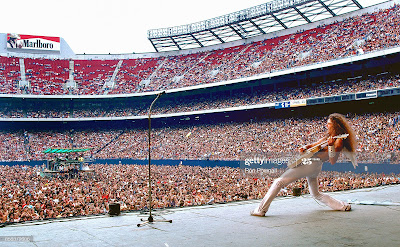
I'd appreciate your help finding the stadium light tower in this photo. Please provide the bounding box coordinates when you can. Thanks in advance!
[138,91,172,227]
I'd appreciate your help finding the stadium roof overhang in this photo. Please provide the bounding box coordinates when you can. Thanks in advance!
[147,0,363,52]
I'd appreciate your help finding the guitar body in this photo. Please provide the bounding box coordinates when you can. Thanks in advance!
[286,134,349,169]
[287,146,321,168]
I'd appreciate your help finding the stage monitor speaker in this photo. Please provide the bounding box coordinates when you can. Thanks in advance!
[109,203,120,216]
[292,187,302,196]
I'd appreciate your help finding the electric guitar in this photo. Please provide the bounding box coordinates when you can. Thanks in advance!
[287,134,349,168]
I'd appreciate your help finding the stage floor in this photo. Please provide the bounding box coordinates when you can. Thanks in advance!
[2,185,400,247]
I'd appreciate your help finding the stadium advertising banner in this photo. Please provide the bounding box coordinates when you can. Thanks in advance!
[275,101,290,109]
[356,90,377,100]
[275,99,306,109]
[6,33,60,51]
[289,99,306,107]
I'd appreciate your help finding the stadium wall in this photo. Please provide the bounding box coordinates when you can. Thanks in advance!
[2,159,400,174]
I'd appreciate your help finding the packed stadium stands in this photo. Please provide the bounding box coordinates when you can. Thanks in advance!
[73,59,119,95]
[0,111,399,164]
[24,58,69,95]
[0,56,20,94]
[0,4,399,95]
[1,1,400,225]
[0,72,398,118]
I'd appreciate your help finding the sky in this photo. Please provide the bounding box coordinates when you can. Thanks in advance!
[1,0,386,54]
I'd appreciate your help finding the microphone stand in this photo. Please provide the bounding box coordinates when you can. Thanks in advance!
[138,91,172,227]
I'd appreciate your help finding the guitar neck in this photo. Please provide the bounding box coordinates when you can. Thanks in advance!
[306,134,349,153]
[288,133,349,169]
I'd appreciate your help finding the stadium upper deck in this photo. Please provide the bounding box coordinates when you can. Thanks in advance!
[0,0,399,97]
[147,0,366,52]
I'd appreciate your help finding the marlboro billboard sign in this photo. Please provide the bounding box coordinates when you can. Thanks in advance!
[7,33,60,51]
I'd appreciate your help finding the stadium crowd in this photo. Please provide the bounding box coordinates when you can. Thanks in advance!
[1,3,400,225]
[0,4,400,95]
[1,164,399,224]
[0,112,399,164]
[0,73,399,119]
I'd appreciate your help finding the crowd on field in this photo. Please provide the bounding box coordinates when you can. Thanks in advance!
[1,164,399,223]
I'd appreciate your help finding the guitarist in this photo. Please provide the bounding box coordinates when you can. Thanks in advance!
[251,113,357,216]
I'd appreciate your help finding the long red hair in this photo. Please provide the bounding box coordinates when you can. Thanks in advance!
[328,113,357,152]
